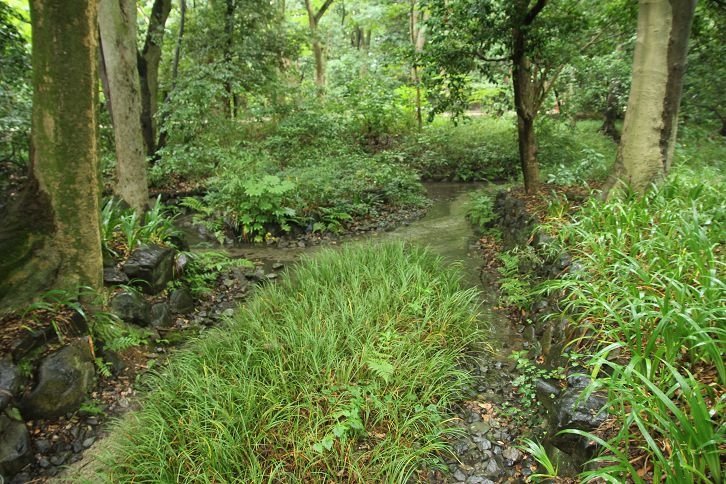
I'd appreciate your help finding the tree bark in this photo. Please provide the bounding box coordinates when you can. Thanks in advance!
[604,0,696,196]
[224,0,236,118]
[138,0,172,156]
[512,26,539,193]
[99,0,149,214]
[410,0,427,131]
[0,0,102,309]
[304,0,335,92]
[510,0,547,194]
[157,0,186,152]
[600,81,621,142]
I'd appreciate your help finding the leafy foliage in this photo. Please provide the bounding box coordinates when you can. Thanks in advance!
[177,251,253,297]
[101,196,181,258]
[0,2,30,165]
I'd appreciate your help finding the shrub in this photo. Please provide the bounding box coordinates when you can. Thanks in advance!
[102,242,482,482]
[400,117,520,181]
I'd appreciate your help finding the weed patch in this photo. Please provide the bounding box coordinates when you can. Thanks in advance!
[102,242,482,481]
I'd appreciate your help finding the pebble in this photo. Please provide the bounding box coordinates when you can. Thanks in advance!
[50,451,71,466]
[453,469,467,482]
[502,446,522,463]
[82,436,96,448]
[35,439,51,452]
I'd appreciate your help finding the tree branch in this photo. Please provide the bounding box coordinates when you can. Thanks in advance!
[523,0,548,26]
[314,0,335,24]
[475,51,511,62]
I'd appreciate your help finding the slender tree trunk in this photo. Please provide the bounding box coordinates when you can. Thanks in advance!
[604,0,696,196]
[304,0,334,92]
[138,0,172,156]
[410,0,427,131]
[157,0,186,152]
[98,39,113,118]
[600,82,621,142]
[512,26,540,194]
[99,0,149,214]
[0,0,102,309]
[311,33,326,89]
[224,0,236,118]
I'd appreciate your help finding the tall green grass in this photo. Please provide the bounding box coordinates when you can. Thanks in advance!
[101,242,482,482]
[540,165,725,482]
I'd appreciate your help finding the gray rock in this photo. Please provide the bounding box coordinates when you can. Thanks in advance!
[49,451,71,466]
[474,437,491,451]
[483,458,500,477]
[34,439,50,453]
[222,308,235,318]
[112,291,152,326]
[82,437,95,448]
[551,385,608,456]
[453,469,467,481]
[566,371,592,389]
[0,414,31,477]
[20,340,96,419]
[150,302,172,328]
[0,360,21,412]
[103,267,129,286]
[502,447,522,464]
[123,245,175,294]
[535,378,561,409]
[272,262,284,270]
[169,287,194,314]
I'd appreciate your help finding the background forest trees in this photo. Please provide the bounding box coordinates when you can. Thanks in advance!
[0,0,723,307]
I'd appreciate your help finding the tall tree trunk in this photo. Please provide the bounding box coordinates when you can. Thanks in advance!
[410,0,427,131]
[0,0,102,309]
[304,0,334,92]
[157,0,186,152]
[512,27,540,194]
[311,31,326,89]
[224,0,236,118]
[99,0,149,214]
[138,0,172,156]
[600,82,621,143]
[604,0,696,196]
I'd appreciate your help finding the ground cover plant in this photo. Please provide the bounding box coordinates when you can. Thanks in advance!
[100,242,482,482]
[538,153,725,481]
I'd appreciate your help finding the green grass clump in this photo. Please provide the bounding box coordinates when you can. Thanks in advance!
[102,242,481,482]
[541,163,725,482]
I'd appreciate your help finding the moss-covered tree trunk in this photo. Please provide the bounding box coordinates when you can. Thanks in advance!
[138,0,172,157]
[99,0,149,214]
[605,0,696,196]
[0,0,102,310]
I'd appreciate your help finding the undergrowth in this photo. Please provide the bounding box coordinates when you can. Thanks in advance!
[539,162,725,482]
[101,242,482,482]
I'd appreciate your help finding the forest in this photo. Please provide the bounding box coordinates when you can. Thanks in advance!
[0,0,723,482]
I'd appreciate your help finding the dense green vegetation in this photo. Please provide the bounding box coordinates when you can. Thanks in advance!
[101,243,481,481]
[0,0,724,482]
[530,133,725,481]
